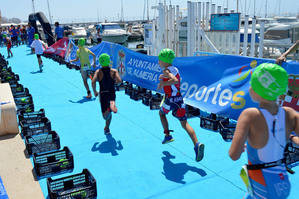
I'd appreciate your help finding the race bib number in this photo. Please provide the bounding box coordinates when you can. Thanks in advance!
[82,64,90,71]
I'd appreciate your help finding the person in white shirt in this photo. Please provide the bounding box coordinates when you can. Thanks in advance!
[30,34,47,72]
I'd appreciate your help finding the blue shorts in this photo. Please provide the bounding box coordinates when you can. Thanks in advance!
[160,95,187,121]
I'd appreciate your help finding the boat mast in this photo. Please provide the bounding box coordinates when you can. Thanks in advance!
[254,0,256,16]
[278,0,281,16]
[32,0,36,14]
[143,0,146,21]
[265,0,268,18]
[147,0,150,22]
[121,0,124,22]
[47,0,53,24]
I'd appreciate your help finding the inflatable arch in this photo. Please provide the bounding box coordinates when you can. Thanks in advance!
[28,12,55,46]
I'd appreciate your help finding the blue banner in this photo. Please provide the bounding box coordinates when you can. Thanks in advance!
[0,176,9,199]
[65,41,299,120]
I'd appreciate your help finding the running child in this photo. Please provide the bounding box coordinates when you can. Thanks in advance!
[70,38,96,99]
[92,53,122,134]
[157,48,205,162]
[30,34,48,72]
[229,63,299,199]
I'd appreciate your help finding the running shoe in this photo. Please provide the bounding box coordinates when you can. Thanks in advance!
[162,135,174,144]
[104,128,110,135]
[194,142,205,162]
[86,91,92,99]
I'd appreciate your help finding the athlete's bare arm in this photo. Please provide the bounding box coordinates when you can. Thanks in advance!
[70,55,79,63]
[229,108,255,161]
[276,40,299,65]
[157,69,178,90]
[284,107,299,145]
[88,50,96,67]
[92,69,101,97]
[111,69,122,83]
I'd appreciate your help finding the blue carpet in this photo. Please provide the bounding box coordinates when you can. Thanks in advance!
[1,45,298,199]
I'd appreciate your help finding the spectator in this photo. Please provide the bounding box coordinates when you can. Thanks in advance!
[54,22,64,41]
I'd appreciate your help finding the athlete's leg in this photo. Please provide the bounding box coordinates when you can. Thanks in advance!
[180,120,204,162]
[38,56,42,66]
[109,93,117,113]
[110,101,118,113]
[159,111,169,132]
[180,120,198,146]
[103,110,112,130]
[81,70,91,97]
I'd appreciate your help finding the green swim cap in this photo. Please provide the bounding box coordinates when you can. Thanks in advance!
[158,48,175,64]
[78,38,85,47]
[99,53,110,67]
[34,34,39,40]
[250,63,288,101]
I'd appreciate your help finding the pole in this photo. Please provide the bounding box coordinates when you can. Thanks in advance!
[121,0,124,22]
[237,0,239,13]
[47,0,53,24]
[278,0,281,16]
[32,0,36,14]
[254,0,256,16]
[143,0,146,21]
[265,0,268,18]
[258,20,265,58]
[147,0,150,21]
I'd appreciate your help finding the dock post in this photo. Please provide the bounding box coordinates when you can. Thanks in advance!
[250,17,257,57]
[258,20,265,58]
[242,15,249,56]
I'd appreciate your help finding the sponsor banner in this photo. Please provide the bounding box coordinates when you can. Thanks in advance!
[65,41,299,119]
[44,37,69,57]
[64,39,79,63]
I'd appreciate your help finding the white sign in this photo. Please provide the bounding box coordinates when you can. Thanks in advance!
[144,24,153,47]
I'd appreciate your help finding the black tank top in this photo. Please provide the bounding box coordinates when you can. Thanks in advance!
[99,67,115,93]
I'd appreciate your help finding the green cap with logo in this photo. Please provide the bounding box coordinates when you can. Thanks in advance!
[250,63,288,101]
[34,34,39,40]
[99,53,110,67]
[78,38,85,47]
[158,48,175,64]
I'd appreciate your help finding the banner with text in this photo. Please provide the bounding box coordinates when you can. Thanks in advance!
[64,41,299,119]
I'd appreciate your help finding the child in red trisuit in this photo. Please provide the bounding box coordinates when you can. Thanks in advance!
[4,35,13,58]
[157,48,205,162]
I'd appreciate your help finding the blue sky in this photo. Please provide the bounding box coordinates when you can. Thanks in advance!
[1,0,298,23]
